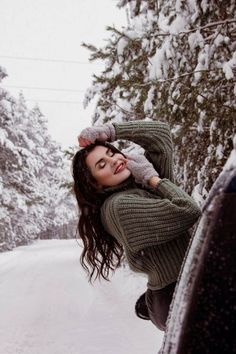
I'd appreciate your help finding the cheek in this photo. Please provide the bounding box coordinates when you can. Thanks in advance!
[94,167,112,184]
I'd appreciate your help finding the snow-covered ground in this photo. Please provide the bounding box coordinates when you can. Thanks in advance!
[0,239,163,354]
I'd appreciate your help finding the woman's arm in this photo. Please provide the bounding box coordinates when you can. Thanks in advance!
[114,121,174,181]
[78,120,174,181]
[101,179,201,253]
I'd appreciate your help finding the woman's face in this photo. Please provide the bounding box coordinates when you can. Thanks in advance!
[86,145,131,187]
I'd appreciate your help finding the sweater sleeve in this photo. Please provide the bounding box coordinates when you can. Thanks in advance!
[101,179,201,253]
[113,120,174,181]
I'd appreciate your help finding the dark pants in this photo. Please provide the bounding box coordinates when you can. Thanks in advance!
[146,282,176,331]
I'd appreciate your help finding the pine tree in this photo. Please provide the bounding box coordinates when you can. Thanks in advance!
[83,0,236,197]
[0,66,76,251]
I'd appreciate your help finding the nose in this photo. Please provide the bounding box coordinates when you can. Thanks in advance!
[107,155,118,166]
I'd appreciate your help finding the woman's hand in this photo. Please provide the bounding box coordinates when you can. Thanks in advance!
[126,153,160,187]
[78,124,116,147]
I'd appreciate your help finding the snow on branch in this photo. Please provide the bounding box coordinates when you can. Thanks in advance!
[177,18,236,36]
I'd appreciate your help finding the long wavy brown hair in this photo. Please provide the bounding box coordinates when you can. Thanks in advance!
[72,141,125,282]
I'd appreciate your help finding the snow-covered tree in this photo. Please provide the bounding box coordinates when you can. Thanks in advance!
[0,66,76,251]
[83,0,236,197]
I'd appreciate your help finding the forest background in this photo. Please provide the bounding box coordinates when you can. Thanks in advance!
[1,0,235,251]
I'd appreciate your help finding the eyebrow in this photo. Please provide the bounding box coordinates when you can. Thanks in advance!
[95,148,110,168]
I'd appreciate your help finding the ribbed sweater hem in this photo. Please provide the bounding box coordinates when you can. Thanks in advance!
[147,277,178,290]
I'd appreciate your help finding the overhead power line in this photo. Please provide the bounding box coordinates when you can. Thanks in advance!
[0,55,100,65]
[25,99,84,104]
[2,84,85,93]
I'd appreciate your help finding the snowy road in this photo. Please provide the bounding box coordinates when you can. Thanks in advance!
[0,239,163,354]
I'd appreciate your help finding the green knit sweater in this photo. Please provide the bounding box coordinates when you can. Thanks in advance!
[100,121,201,290]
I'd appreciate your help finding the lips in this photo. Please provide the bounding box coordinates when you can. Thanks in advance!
[114,162,126,174]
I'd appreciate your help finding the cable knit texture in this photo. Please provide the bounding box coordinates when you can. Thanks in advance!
[100,121,201,290]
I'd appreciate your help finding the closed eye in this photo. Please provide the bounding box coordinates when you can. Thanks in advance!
[107,149,115,157]
[95,148,115,169]
[98,160,105,169]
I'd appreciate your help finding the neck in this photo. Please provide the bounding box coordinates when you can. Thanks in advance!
[103,176,136,195]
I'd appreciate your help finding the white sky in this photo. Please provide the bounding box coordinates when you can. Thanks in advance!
[0,0,127,148]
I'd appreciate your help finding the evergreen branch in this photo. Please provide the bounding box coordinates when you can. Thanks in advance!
[114,19,236,43]
[81,42,98,53]
[178,19,236,36]
[132,69,220,87]
[146,19,236,40]
[198,92,236,112]
[106,26,124,37]
[102,98,143,118]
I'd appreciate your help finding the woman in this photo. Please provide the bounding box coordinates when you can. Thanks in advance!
[72,120,201,330]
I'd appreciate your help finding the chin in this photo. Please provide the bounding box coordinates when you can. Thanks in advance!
[116,169,131,184]
[103,169,131,187]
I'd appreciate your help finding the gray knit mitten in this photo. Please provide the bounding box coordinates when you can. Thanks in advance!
[126,153,159,187]
[79,124,116,144]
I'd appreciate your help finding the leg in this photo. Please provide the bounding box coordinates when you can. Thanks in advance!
[146,282,176,331]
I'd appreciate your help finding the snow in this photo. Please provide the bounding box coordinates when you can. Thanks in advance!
[222,51,236,80]
[112,62,122,76]
[214,33,224,47]
[116,98,132,112]
[223,135,236,170]
[0,128,7,144]
[0,65,7,80]
[169,15,187,34]
[191,183,207,208]
[0,81,76,250]
[123,30,140,40]
[215,143,224,160]
[144,87,155,113]
[188,31,204,50]
[200,0,209,13]
[197,111,205,133]
[0,239,163,354]
[117,37,129,59]
[149,45,166,80]
[171,124,182,137]
[222,61,234,80]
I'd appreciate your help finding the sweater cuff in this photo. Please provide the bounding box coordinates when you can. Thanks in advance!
[155,179,188,199]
